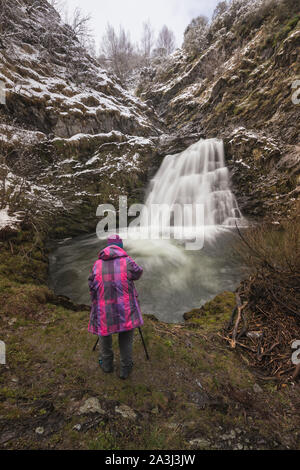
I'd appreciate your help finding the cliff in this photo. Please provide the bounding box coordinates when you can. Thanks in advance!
[0,0,163,236]
[0,0,299,451]
[137,0,300,219]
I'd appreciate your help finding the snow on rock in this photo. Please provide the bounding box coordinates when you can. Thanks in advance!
[0,206,23,232]
[0,0,162,232]
[0,0,161,139]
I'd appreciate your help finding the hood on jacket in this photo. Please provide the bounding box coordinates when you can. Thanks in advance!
[99,245,128,261]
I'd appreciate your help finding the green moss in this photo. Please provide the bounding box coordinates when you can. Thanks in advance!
[233,96,261,116]
[184,291,236,331]
[88,432,119,450]
[215,100,236,115]
[1,283,53,318]
[0,387,17,399]
[0,230,49,284]
[273,15,300,47]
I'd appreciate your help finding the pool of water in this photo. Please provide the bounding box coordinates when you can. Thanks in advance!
[49,228,245,323]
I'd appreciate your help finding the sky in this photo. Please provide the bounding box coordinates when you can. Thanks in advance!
[63,0,221,50]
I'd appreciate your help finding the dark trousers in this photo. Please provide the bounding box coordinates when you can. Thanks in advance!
[99,329,134,368]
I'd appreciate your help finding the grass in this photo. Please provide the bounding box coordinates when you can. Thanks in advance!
[272,15,300,47]
[0,230,299,450]
[0,284,299,450]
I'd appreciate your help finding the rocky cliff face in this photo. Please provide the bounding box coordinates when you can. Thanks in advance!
[0,0,163,236]
[1,0,299,239]
[137,0,300,219]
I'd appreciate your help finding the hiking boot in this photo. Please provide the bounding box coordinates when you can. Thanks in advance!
[99,359,114,374]
[120,363,133,380]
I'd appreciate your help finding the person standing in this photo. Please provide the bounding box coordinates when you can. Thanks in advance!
[88,235,143,379]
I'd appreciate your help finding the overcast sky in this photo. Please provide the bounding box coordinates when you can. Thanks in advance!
[64,0,220,50]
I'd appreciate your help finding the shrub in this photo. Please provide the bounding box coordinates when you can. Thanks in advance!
[235,214,300,328]
[225,214,300,377]
[183,15,209,56]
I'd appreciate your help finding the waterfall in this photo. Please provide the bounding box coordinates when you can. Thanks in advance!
[49,138,246,320]
[140,138,244,233]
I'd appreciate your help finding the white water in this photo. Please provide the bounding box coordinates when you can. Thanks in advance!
[49,138,246,323]
[139,138,243,235]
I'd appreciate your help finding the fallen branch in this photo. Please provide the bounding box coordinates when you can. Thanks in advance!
[230,293,248,349]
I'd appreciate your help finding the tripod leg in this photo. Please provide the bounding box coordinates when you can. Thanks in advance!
[93,337,99,352]
[138,328,150,361]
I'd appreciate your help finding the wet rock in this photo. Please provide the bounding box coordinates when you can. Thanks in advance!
[115,404,137,420]
[222,127,298,217]
[157,132,203,156]
[79,398,105,415]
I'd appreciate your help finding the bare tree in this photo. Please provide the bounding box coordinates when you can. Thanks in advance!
[85,36,96,58]
[48,0,64,9]
[140,20,155,64]
[51,2,94,52]
[100,23,135,81]
[212,1,229,20]
[156,25,176,56]
[70,7,92,44]
[183,15,209,56]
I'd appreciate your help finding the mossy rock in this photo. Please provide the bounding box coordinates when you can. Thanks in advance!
[272,15,300,47]
[184,291,236,330]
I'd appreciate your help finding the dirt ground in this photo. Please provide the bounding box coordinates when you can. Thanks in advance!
[0,286,299,450]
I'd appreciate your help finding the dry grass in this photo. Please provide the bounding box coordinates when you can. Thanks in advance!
[225,214,300,379]
[237,216,300,320]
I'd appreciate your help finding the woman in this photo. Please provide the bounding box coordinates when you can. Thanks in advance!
[88,234,143,379]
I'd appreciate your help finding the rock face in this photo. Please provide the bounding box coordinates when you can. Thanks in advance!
[0,0,299,236]
[0,1,159,138]
[137,0,300,219]
[0,0,162,235]
[224,128,299,217]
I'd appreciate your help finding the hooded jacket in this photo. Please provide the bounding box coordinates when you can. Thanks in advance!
[88,245,143,336]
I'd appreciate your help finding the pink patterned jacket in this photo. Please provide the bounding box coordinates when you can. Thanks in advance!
[88,245,143,336]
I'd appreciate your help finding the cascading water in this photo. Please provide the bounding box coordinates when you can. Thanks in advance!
[139,138,243,234]
[49,138,246,323]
